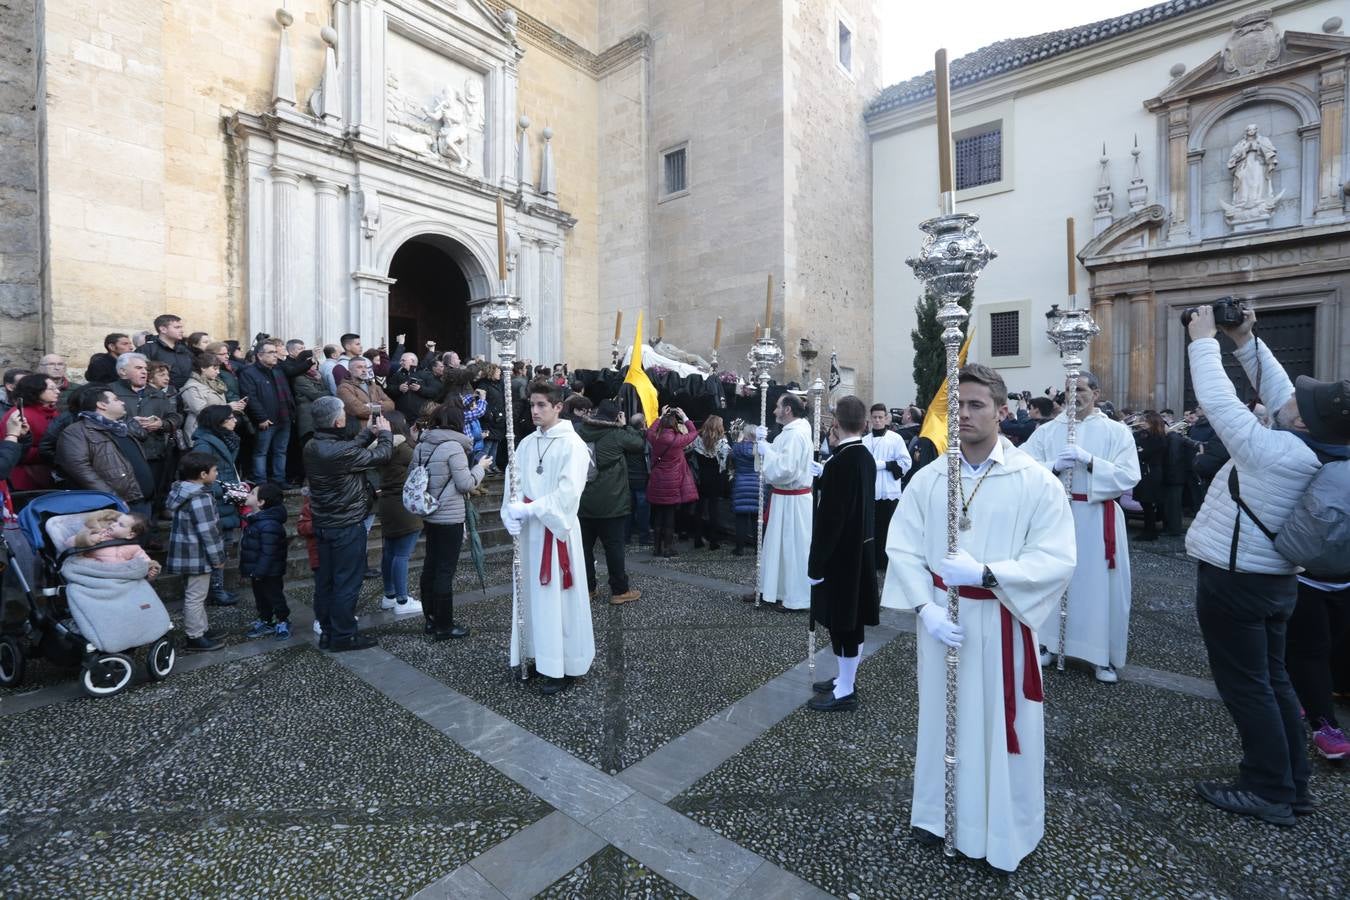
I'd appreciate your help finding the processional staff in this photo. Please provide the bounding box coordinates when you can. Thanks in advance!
[481,194,533,682]
[905,48,997,859]
[747,283,783,608]
[1046,217,1100,672]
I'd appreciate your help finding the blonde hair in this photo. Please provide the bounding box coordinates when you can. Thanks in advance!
[699,415,725,452]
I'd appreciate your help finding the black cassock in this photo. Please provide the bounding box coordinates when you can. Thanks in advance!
[807,440,880,632]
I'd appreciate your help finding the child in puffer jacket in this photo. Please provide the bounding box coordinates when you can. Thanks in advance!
[729,424,760,556]
[240,482,291,640]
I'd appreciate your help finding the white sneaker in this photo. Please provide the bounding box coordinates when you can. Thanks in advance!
[1095,665,1118,684]
[1039,647,1052,668]
[380,595,398,611]
[394,596,423,615]
[312,619,322,636]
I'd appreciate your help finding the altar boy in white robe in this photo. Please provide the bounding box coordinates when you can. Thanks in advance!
[502,380,597,696]
[743,392,814,610]
[1023,370,1140,682]
[884,364,1074,872]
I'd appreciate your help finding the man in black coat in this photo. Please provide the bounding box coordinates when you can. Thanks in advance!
[140,314,194,389]
[806,395,880,712]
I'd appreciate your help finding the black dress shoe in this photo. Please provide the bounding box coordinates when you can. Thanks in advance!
[330,633,378,653]
[807,691,858,711]
[812,678,836,694]
[208,594,239,607]
[183,635,224,651]
[911,827,942,847]
[539,675,573,696]
[432,625,471,641]
[740,593,758,604]
[318,634,331,650]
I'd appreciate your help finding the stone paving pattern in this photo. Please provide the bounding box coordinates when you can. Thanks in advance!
[2,529,1347,899]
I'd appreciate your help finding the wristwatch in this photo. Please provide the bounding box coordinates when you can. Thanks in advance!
[981,566,999,589]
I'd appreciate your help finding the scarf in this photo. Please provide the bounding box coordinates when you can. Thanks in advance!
[203,425,241,452]
[78,411,129,437]
[194,372,228,396]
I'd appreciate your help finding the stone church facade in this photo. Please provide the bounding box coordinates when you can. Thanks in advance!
[869,0,1349,411]
[3,0,880,395]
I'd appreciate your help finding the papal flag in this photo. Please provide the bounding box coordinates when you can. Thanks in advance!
[911,327,974,474]
[624,311,660,425]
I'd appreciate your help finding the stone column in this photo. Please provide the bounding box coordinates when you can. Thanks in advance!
[538,242,559,364]
[270,166,302,339]
[1165,104,1191,241]
[1316,61,1345,219]
[1128,293,1155,410]
[351,272,396,345]
[351,0,383,142]
[1091,296,1115,402]
[313,179,344,344]
[518,238,539,362]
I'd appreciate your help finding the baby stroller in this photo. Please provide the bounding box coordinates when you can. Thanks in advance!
[0,490,176,697]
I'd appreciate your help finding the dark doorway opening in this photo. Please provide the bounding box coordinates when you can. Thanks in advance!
[388,239,470,358]
[1183,305,1316,410]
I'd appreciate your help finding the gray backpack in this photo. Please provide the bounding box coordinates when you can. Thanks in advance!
[1273,460,1350,581]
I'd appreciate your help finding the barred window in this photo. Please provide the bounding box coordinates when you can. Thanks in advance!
[955,126,1002,191]
[989,310,1019,357]
[662,146,687,197]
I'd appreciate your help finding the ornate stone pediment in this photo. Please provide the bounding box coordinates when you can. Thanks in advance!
[1079,204,1166,262]
[1222,10,1281,77]
[1147,28,1350,108]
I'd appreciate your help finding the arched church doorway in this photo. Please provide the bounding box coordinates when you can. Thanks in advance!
[387,237,472,357]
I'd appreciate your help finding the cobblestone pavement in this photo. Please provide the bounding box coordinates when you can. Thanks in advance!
[1,531,1346,899]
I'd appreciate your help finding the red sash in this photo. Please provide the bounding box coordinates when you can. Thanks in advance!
[523,497,574,589]
[930,572,1044,754]
[1071,494,1119,569]
[764,486,811,525]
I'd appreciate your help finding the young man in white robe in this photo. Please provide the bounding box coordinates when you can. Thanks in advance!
[1023,370,1140,682]
[883,364,1075,873]
[862,403,912,573]
[742,392,814,610]
[501,381,597,696]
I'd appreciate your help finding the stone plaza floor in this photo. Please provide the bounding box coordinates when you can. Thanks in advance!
[1,533,1347,898]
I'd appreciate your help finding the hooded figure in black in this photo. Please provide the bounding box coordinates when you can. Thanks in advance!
[806,394,880,711]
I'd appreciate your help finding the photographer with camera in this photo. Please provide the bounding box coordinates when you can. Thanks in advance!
[1183,301,1334,825]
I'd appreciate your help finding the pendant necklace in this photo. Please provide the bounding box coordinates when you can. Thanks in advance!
[958,463,995,531]
[535,436,558,475]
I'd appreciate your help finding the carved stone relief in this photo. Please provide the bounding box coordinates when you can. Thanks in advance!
[1222,10,1281,77]
[384,32,486,177]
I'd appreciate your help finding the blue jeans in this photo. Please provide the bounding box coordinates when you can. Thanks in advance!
[252,419,292,484]
[315,522,367,640]
[381,530,421,599]
[627,486,650,543]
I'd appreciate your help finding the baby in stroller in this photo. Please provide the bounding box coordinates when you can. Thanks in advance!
[70,510,162,578]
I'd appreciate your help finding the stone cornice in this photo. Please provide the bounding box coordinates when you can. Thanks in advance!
[482,0,651,77]
[866,0,1324,139]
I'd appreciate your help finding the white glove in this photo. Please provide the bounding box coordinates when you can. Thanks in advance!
[808,576,824,586]
[919,603,964,649]
[504,515,522,537]
[937,549,984,588]
[756,440,771,457]
[809,460,824,477]
[1054,445,1091,472]
[754,425,768,441]
[505,500,529,521]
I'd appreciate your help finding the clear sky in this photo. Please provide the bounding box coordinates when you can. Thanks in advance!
[879,0,1156,85]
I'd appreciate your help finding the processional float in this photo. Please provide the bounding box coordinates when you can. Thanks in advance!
[479,195,532,682]
[904,49,997,858]
[1045,218,1100,672]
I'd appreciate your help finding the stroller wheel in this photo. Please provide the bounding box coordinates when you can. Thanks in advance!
[0,635,24,688]
[81,653,134,697]
[146,637,175,681]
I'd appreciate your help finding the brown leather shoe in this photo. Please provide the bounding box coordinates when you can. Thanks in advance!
[610,589,641,605]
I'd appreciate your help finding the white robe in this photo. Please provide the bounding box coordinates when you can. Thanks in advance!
[883,438,1075,872]
[760,417,814,609]
[863,429,912,501]
[1023,411,1140,668]
[503,419,596,678]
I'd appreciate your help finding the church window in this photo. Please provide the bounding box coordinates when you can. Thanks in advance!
[661,145,688,199]
[837,20,853,74]
[955,125,1002,191]
[989,310,1020,357]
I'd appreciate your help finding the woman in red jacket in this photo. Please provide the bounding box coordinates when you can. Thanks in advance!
[644,406,699,558]
[0,373,61,490]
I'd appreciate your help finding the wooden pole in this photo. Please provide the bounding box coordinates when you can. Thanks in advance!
[1066,217,1077,299]
[496,195,508,284]
[764,274,774,335]
[935,49,954,197]
[713,316,723,350]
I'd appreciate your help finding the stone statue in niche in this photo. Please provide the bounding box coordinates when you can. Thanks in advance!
[386,71,485,177]
[1222,124,1284,230]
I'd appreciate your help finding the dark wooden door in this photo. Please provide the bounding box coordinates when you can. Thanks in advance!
[1183,305,1315,410]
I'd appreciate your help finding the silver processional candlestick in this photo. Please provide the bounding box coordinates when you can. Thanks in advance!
[808,373,825,682]
[747,328,783,608]
[906,120,997,856]
[478,287,532,682]
[1045,236,1099,674]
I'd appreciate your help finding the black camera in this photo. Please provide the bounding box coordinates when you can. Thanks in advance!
[1180,296,1246,328]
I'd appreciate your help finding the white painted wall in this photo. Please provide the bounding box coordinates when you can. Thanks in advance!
[870,1,1339,407]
